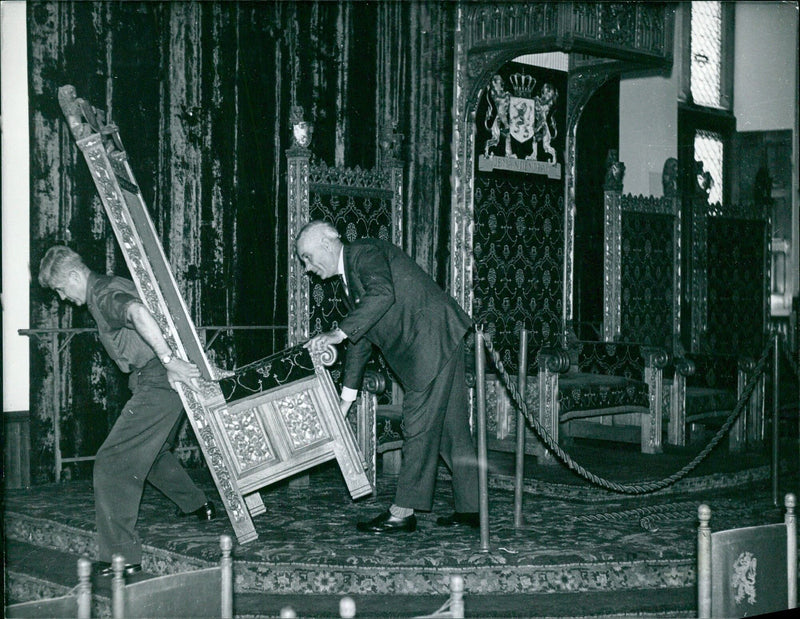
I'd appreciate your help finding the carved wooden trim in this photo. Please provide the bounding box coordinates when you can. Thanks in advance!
[287,149,311,347]
[603,190,622,341]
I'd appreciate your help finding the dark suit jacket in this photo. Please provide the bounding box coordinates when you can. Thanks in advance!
[339,239,472,393]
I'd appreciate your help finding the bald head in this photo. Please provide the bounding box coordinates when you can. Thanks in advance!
[295,220,343,280]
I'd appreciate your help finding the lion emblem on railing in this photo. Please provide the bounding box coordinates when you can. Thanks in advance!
[483,73,560,163]
[731,551,758,606]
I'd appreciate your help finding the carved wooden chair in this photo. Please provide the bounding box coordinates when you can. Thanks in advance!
[286,117,405,485]
[476,174,670,458]
[110,535,233,619]
[59,86,371,547]
[5,558,92,619]
[670,196,770,450]
[697,493,796,618]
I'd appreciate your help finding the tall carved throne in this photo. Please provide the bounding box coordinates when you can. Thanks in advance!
[286,109,405,487]
[449,2,675,459]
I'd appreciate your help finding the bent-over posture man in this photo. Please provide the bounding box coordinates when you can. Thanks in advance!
[38,246,216,575]
[296,221,479,534]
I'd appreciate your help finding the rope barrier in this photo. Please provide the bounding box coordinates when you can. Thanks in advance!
[574,500,699,531]
[481,330,773,495]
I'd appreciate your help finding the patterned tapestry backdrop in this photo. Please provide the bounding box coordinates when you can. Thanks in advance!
[705,218,766,356]
[27,0,454,483]
[472,172,564,375]
[620,212,675,350]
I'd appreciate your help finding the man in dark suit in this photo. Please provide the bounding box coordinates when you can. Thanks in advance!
[296,220,479,534]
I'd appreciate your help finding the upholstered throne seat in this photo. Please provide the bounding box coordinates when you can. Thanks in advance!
[667,352,757,450]
[540,341,669,453]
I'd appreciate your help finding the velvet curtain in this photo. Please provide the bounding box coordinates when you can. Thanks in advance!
[26,0,453,482]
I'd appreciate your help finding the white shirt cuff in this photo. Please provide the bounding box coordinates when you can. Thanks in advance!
[340,386,359,402]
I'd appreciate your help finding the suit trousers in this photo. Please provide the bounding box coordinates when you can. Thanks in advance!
[93,360,207,564]
[393,340,479,513]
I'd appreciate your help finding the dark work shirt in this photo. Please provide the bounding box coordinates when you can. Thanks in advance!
[86,272,156,374]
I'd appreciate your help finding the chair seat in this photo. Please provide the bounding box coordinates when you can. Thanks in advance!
[558,372,649,418]
[684,386,737,420]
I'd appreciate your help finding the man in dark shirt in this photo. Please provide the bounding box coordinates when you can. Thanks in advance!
[38,246,216,576]
[297,221,479,534]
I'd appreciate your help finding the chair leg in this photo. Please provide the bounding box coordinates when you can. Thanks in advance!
[667,378,686,446]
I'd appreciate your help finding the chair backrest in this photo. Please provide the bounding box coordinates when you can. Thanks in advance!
[111,535,233,619]
[697,493,796,618]
[604,182,680,353]
[690,198,770,356]
[471,169,565,374]
[5,558,92,619]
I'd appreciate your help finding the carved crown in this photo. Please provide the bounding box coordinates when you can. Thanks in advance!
[509,73,536,98]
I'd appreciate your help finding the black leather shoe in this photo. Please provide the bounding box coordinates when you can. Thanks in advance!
[95,561,142,577]
[436,511,480,528]
[356,510,417,533]
[176,501,217,521]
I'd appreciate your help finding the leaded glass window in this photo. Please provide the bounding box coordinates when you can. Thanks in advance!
[690,2,723,108]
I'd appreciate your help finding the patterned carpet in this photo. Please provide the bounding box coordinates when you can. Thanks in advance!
[4,440,796,616]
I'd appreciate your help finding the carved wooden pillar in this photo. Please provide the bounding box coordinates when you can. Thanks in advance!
[602,152,624,342]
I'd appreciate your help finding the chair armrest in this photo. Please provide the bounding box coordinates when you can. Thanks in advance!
[537,347,570,374]
[641,346,670,370]
[362,370,387,395]
[675,356,696,377]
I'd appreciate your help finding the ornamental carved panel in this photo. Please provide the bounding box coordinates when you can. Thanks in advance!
[274,390,329,451]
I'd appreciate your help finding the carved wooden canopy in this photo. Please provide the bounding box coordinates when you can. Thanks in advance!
[450,2,675,343]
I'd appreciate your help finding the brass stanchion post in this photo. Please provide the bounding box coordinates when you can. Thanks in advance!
[514,328,528,528]
[475,327,490,552]
[772,333,780,506]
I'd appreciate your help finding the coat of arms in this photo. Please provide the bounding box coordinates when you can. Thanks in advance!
[483,73,560,164]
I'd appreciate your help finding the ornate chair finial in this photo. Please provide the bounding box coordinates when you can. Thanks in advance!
[604,149,625,191]
[290,105,314,149]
